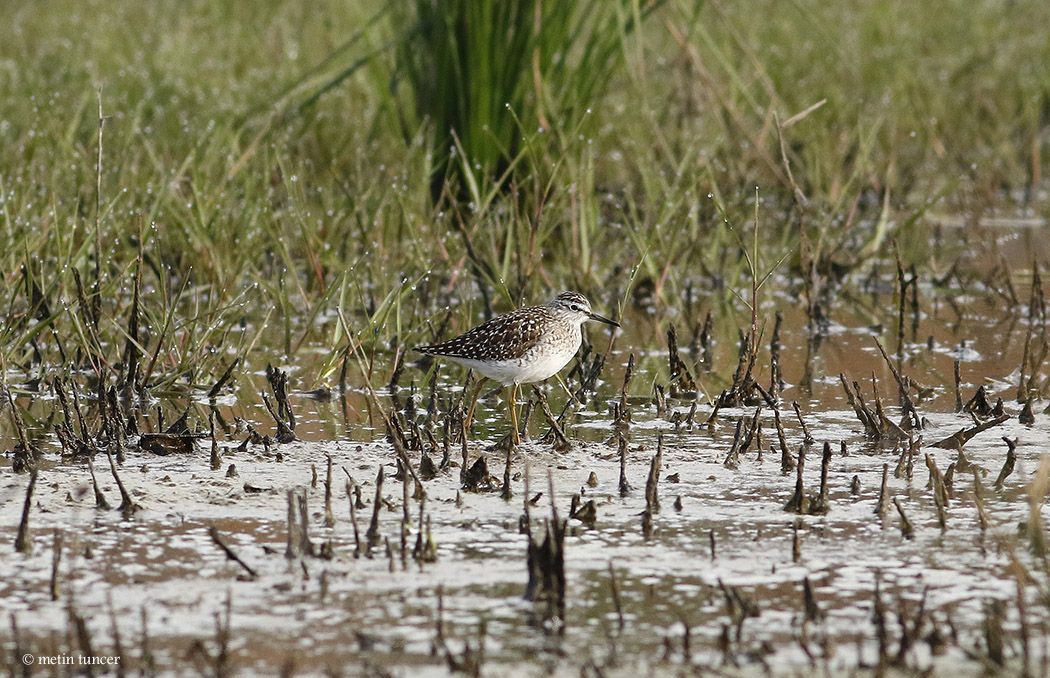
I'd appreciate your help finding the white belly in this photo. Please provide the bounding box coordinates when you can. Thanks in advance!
[447,339,579,385]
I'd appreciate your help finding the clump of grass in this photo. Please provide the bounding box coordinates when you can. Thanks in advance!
[391,0,657,202]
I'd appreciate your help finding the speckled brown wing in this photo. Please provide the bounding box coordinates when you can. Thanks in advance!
[418,306,554,362]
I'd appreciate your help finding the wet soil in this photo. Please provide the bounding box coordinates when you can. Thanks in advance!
[3,236,1050,676]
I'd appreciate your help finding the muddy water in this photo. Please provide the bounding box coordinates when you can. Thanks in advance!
[3,240,1050,676]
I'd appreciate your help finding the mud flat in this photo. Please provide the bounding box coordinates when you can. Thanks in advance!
[2,372,1048,677]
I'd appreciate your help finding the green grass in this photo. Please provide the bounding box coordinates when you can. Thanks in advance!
[0,0,1048,421]
[390,0,652,201]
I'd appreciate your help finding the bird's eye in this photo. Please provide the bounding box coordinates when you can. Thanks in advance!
[570,304,580,311]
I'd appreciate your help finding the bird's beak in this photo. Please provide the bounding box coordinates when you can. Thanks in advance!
[589,312,620,328]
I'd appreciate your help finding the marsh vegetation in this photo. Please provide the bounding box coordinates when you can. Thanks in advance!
[2,0,1050,675]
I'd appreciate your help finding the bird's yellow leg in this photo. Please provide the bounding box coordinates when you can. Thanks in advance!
[509,382,520,446]
[465,376,488,430]
[554,374,580,404]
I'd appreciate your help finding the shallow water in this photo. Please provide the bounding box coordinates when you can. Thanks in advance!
[2,407,1047,676]
[3,241,1050,676]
